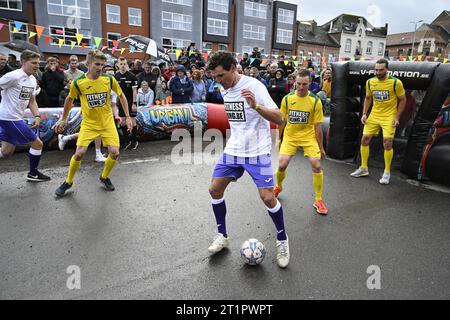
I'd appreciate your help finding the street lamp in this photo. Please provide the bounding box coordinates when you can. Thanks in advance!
[410,20,423,56]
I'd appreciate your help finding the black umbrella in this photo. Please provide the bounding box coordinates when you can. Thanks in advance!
[4,39,42,54]
[119,35,172,64]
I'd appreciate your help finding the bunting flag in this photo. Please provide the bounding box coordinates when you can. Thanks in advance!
[112,47,118,54]
[273,55,278,59]
[14,21,23,31]
[444,59,449,63]
[28,31,37,39]
[284,60,289,65]
[45,36,51,44]
[360,57,366,61]
[292,56,297,60]
[81,42,86,49]
[112,40,119,48]
[13,27,18,33]
[189,50,195,56]
[101,46,107,51]
[0,23,4,31]
[249,58,255,65]
[121,48,126,54]
[94,37,102,49]
[56,29,64,35]
[75,33,83,45]
[58,39,64,48]
[35,25,45,38]
[294,61,299,67]
[202,53,209,62]
[70,41,76,50]
[408,56,413,61]
[434,57,439,62]
[175,49,181,59]
[129,45,136,53]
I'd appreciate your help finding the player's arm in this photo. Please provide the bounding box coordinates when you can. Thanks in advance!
[132,85,137,112]
[28,95,41,129]
[241,89,283,125]
[362,80,373,125]
[118,93,133,133]
[55,96,74,133]
[393,81,407,127]
[278,96,288,142]
[314,122,325,159]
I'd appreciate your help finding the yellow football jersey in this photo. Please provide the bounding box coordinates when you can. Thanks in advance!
[280,91,324,143]
[366,76,406,118]
[69,73,123,127]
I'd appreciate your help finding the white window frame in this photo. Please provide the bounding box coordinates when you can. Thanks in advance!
[218,43,228,51]
[378,42,384,56]
[243,24,265,41]
[366,41,373,55]
[162,0,192,7]
[9,22,28,41]
[345,39,352,53]
[162,37,191,50]
[107,32,121,49]
[208,0,228,13]
[244,1,267,19]
[47,0,91,19]
[49,26,92,48]
[128,7,142,26]
[276,28,293,44]
[0,0,22,11]
[203,42,213,51]
[106,4,120,24]
[278,8,294,24]
[162,11,192,31]
[207,18,228,36]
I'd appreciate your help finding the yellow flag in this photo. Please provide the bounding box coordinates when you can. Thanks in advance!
[75,33,83,46]
[58,39,64,48]
[29,32,37,39]
[121,48,126,54]
[444,58,449,63]
[13,27,18,33]
[176,49,181,59]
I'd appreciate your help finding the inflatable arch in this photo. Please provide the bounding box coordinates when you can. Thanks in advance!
[328,61,450,184]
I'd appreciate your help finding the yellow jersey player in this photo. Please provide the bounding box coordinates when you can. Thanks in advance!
[351,58,406,185]
[55,49,133,196]
[274,69,328,215]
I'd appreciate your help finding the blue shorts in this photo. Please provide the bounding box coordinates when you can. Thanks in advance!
[0,119,37,145]
[212,153,275,188]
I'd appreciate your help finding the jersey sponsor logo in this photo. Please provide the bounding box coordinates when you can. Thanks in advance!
[86,92,108,108]
[373,90,390,101]
[289,110,310,124]
[19,86,34,100]
[224,102,246,122]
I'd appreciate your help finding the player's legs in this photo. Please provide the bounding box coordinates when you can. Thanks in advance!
[351,134,373,177]
[380,137,394,185]
[98,123,121,191]
[58,133,79,151]
[308,156,328,215]
[94,136,106,162]
[0,141,16,158]
[276,139,297,197]
[27,137,50,181]
[55,145,88,196]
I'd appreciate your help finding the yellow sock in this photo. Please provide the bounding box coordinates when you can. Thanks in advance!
[66,156,81,184]
[361,145,370,169]
[101,156,117,179]
[275,170,287,188]
[313,171,324,201]
[384,149,394,173]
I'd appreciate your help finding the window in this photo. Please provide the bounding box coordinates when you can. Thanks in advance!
[244,1,267,19]
[243,24,265,41]
[278,8,294,24]
[218,44,228,51]
[9,22,28,41]
[128,7,142,26]
[49,26,92,47]
[242,46,253,54]
[107,32,121,49]
[285,50,292,57]
[277,29,292,44]
[106,4,120,24]
[272,49,280,56]
[203,42,212,51]
[378,42,384,56]
[366,41,373,55]
[162,11,192,31]
[162,37,191,50]
[208,0,228,13]
[0,0,22,10]
[207,18,228,36]
[47,0,90,19]
[162,0,192,6]
[345,39,352,53]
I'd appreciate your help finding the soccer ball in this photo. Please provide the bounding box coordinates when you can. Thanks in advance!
[240,239,266,266]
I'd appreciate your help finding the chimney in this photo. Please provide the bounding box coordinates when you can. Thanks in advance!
[312,20,317,34]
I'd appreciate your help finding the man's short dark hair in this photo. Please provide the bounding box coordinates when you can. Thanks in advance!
[376,58,389,69]
[207,51,237,71]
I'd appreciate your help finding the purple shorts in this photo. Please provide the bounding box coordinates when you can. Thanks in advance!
[0,119,37,145]
[212,153,275,188]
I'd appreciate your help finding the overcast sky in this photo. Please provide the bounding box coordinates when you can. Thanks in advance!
[283,0,448,34]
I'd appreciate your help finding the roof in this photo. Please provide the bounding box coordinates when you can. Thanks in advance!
[297,21,340,48]
[321,14,388,37]
[387,24,449,46]
[431,10,450,35]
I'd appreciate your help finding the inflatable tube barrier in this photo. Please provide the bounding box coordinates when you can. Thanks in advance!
[328,61,450,185]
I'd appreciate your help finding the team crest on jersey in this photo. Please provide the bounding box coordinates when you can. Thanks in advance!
[373,90,390,101]
[224,102,246,122]
[19,86,34,100]
[87,92,108,108]
[289,110,310,124]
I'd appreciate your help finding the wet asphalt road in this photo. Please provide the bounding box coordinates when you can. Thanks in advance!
[1,139,450,300]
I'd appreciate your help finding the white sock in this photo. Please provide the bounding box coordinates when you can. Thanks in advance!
[96,148,102,156]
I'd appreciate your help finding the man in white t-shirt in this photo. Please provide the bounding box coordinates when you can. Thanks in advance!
[206,52,290,268]
[0,50,51,182]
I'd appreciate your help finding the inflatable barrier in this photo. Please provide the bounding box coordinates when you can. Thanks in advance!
[328,61,450,185]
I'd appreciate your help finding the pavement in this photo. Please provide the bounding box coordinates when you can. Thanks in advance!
[1,139,450,300]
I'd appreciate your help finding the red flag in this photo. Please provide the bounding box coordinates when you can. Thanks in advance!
[81,42,86,49]
[35,25,45,38]
[45,36,51,44]
[112,40,119,48]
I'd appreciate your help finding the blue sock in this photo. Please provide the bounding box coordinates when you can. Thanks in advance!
[267,200,287,241]
[29,148,42,176]
[212,197,227,238]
